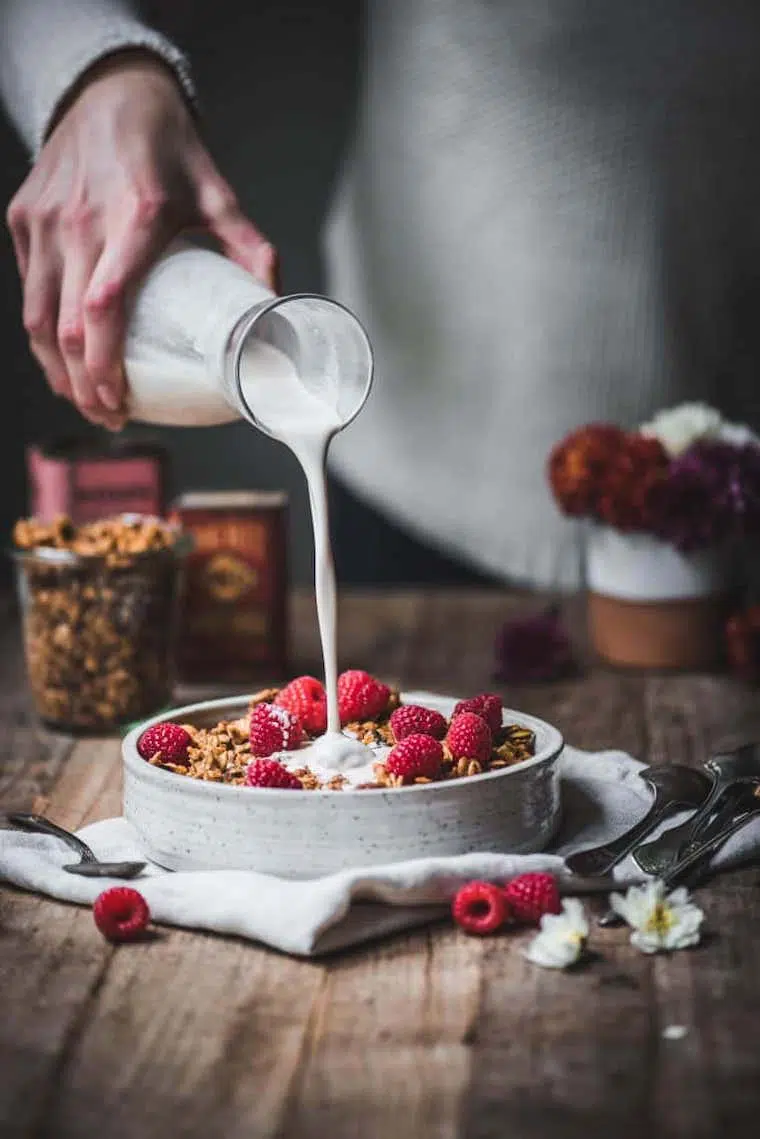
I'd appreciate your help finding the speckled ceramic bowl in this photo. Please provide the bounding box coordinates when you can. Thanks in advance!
[122,692,564,877]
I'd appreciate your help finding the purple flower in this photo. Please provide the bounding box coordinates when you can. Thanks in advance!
[647,439,760,551]
[720,443,760,535]
[647,460,725,552]
[494,607,576,684]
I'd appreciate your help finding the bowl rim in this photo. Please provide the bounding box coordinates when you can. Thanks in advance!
[123,691,564,801]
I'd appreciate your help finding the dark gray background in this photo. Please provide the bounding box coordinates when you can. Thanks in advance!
[0,0,363,583]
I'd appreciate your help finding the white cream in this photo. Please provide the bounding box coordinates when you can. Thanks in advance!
[285,740,391,788]
[238,339,374,772]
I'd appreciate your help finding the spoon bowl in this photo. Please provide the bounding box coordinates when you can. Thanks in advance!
[62,859,147,879]
[5,813,146,879]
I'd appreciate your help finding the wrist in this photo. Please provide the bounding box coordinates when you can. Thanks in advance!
[47,48,193,139]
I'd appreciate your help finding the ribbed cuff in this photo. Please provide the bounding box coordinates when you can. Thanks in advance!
[0,2,196,155]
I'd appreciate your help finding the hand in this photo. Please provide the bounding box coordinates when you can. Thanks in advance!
[6,52,277,429]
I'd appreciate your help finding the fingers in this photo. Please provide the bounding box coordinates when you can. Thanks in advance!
[82,242,131,419]
[58,228,112,425]
[83,275,128,416]
[13,199,122,425]
[85,194,175,419]
[56,187,171,429]
[22,221,71,401]
[57,224,124,430]
[195,163,278,290]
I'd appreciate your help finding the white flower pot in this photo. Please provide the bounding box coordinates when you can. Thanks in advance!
[586,527,728,602]
[585,526,732,670]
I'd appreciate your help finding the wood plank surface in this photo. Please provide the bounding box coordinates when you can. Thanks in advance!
[1,589,759,1139]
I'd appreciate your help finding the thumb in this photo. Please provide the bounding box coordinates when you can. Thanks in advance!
[195,169,278,290]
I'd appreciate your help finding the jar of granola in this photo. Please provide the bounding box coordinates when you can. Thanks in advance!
[13,515,189,733]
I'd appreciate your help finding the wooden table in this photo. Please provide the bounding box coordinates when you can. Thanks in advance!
[2,589,760,1139]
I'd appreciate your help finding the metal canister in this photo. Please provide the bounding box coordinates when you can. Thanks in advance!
[27,437,168,524]
[169,490,288,683]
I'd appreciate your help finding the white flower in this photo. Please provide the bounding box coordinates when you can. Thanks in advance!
[717,420,760,449]
[522,898,589,969]
[640,402,723,457]
[609,880,704,954]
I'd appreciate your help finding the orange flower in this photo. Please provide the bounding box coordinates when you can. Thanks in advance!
[596,435,669,530]
[548,424,627,516]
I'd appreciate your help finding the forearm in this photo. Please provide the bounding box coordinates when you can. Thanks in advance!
[0,0,193,153]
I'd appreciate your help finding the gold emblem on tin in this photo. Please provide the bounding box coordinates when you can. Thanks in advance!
[202,553,258,602]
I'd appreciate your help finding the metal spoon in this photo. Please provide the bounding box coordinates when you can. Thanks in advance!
[657,785,760,890]
[565,765,711,878]
[634,744,760,877]
[5,813,146,879]
[598,744,760,927]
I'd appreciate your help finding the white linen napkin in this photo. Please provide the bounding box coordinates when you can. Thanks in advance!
[2,746,759,956]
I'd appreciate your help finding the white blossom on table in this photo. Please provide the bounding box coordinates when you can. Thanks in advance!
[522,898,589,969]
[609,880,705,954]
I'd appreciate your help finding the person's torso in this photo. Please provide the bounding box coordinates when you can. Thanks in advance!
[325,0,760,585]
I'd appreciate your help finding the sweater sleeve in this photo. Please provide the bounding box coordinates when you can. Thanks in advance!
[0,0,194,154]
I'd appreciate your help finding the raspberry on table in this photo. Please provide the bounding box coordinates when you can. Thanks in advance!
[386,734,444,783]
[446,712,492,764]
[337,669,391,724]
[504,873,561,925]
[245,758,303,789]
[137,722,192,764]
[275,676,327,735]
[389,704,447,742]
[249,702,304,757]
[453,693,503,735]
[452,881,509,935]
[93,887,151,943]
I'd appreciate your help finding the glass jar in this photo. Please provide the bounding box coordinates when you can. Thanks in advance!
[14,521,189,733]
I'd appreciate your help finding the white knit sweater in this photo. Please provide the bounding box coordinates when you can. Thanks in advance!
[3,0,760,587]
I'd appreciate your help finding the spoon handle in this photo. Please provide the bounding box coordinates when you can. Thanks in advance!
[661,797,760,890]
[565,802,673,877]
[5,813,97,863]
[634,784,746,876]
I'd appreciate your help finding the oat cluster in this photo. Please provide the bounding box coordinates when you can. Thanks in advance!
[15,515,182,731]
[14,515,175,566]
[146,688,536,791]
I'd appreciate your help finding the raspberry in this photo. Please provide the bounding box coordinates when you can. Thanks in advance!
[337,669,391,724]
[504,873,561,925]
[446,712,492,763]
[249,702,304,757]
[93,887,150,943]
[389,704,447,742]
[452,881,508,935]
[275,676,327,735]
[137,721,192,764]
[245,758,303,790]
[386,734,443,783]
[453,693,503,735]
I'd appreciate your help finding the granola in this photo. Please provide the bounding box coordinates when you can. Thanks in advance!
[14,515,184,731]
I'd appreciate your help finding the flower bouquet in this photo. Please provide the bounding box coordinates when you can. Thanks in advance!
[548,404,760,669]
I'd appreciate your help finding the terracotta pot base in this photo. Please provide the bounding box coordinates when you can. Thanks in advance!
[588,591,729,671]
